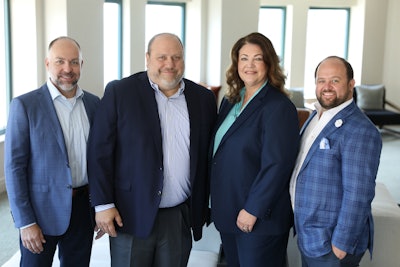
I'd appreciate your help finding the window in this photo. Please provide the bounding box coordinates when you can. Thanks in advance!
[103,0,122,87]
[145,2,185,48]
[1,0,11,135]
[258,6,286,65]
[303,8,350,98]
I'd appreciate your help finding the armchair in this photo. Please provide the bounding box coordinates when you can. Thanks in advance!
[287,87,312,129]
[353,84,400,135]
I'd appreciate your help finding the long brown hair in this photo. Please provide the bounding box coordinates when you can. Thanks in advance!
[225,32,287,103]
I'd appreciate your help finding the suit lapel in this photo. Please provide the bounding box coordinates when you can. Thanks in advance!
[216,87,268,151]
[299,102,356,174]
[38,85,68,159]
[138,73,163,158]
[183,83,200,183]
[300,110,317,135]
[82,93,95,124]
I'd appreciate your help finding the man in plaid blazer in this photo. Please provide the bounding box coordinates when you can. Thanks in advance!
[290,56,382,267]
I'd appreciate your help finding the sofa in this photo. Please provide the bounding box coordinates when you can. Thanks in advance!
[287,182,400,267]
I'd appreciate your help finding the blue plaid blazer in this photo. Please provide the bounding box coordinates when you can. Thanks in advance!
[293,100,382,258]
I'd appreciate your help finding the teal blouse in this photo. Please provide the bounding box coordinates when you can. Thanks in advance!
[213,81,267,156]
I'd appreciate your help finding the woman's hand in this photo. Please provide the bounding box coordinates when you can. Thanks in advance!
[236,209,257,233]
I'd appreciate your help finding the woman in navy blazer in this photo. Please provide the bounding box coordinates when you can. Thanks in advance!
[210,32,300,267]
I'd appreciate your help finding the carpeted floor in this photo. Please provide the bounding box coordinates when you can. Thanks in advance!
[0,192,19,266]
[0,126,399,266]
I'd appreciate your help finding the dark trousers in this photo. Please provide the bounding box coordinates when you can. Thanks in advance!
[109,202,192,267]
[301,250,365,267]
[19,191,93,267]
[220,231,289,267]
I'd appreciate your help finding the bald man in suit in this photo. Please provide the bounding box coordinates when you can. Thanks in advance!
[290,56,382,267]
[88,33,217,267]
[5,36,100,267]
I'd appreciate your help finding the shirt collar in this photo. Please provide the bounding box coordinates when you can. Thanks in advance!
[314,98,353,118]
[47,78,84,101]
[148,77,185,97]
[239,80,268,100]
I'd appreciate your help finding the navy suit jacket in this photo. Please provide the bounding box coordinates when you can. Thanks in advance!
[87,71,217,241]
[210,84,299,235]
[5,84,100,235]
[294,101,382,257]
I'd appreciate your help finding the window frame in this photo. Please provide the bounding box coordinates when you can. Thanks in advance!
[146,1,186,47]
[309,7,350,58]
[1,0,12,135]
[303,7,351,98]
[104,0,123,81]
[259,6,287,66]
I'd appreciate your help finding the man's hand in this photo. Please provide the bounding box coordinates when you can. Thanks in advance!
[20,224,46,254]
[236,209,257,233]
[95,208,123,237]
[332,244,347,260]
[94,225,106,240]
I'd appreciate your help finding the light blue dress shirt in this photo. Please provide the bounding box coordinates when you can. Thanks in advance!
[47,79,90,188]
[151,80,191,208]
[95,79,191,212]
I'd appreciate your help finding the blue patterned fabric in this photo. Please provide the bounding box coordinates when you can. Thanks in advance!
[294,101,382,258]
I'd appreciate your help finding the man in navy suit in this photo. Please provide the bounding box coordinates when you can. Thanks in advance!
[5,36,100,267]
[87,33,217,266]
[290,56,382,267]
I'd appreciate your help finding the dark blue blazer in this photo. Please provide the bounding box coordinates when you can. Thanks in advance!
[87,71,217,241]
[210,84,299,235]
[5,84,100,235]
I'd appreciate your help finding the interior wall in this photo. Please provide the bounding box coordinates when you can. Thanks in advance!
[122,0,147,77]
[65,0,104,96]
[206,0,260,103]
[360,0,387,84]
[383,0,400,104]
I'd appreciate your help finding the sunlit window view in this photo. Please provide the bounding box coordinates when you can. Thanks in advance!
[303,8,349,98]
[1,0,8,134]
[103,2,184,88]
[145,3,184,48]
[103,1,121,87]
[258,7,286,64]
[102,3,349,101]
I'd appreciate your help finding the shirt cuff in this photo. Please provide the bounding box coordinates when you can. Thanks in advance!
[20,222,36,229]
[95,203,115,212]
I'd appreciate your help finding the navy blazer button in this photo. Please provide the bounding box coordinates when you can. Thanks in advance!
[158,191,162,196]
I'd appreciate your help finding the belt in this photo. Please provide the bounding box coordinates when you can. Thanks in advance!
[72,185,89,197]
[159,199,189,210]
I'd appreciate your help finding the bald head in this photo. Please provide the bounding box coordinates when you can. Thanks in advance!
[145,33,185,97]
[147,33,184,56]
[45,36,83,98]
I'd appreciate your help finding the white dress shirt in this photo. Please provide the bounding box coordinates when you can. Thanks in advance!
[289,98,353,209]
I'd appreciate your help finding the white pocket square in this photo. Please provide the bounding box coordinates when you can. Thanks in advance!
[319,137,330,149]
